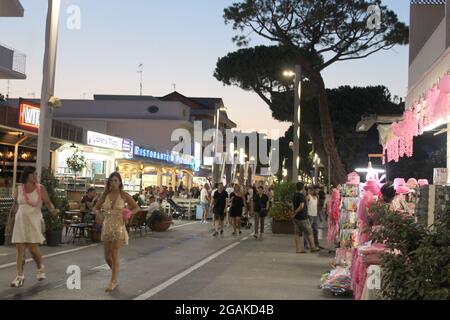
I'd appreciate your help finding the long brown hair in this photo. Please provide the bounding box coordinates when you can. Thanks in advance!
[99,172,125,204]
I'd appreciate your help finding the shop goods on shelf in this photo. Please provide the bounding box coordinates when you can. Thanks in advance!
[320,266,352,295]
[341,197,359,212]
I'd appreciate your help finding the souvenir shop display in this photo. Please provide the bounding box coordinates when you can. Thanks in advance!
[321,173,361,296]
[339,182,360,250]
[327,189,341,248]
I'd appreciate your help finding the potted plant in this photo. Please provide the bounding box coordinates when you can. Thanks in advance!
[66,149,86,185]
[269,181,296,235]
[41,169,67,246]
[147,210,173,232]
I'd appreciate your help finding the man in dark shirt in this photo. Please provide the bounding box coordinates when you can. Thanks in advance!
[212,182,228,237]
[81,187,97,222]
[253,186,269,239]
[292,182,319,253]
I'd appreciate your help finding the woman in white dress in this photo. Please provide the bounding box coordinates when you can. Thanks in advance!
[94,172,140,292]
[10,167,58,288]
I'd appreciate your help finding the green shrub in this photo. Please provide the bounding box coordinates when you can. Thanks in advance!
[40,169,67,231]
[269,181,296,221]
[371,204,450,300]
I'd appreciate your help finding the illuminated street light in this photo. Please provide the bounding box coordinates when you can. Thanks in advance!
[283,70,295,77]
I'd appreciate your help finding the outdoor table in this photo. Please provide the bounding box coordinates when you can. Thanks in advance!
[67,223,89,244]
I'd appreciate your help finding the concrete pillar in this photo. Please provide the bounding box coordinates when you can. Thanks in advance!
[157,169,162,188]
[36,0,61,178]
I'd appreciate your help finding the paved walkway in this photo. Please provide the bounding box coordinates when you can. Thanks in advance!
[0,219,342,300]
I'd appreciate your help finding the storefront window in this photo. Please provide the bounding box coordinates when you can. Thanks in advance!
[162,174,173,187]
[142,172,158,188]
[89,160,106,177]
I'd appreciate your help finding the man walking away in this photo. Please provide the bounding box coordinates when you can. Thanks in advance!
[212,183,228,237]
[306,187,321,249]
[292,182,320,253]
[200,183,211,223]
[253,186,269,239]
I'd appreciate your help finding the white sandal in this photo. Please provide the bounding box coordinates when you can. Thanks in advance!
[11,275,25,288]
[36,265,46,281]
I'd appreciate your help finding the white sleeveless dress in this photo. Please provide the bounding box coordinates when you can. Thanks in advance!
[12,185,45,244]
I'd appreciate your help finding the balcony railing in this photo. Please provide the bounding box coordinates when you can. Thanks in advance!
[0,42,26,76]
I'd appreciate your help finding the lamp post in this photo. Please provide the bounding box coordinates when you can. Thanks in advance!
[36,0,61,179]
[212,104,227,184]
[284,65,301,183]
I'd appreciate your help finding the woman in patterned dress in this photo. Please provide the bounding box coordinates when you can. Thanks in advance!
[94,172,140,292]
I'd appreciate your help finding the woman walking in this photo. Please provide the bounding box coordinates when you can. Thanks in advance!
[94,172,140,292]
[10,167,58,288]
[229,184,245,235]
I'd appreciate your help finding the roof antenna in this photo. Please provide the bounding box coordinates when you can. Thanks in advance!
[6,80,10,99]
[138,64,144,96]
[172,83,176,91]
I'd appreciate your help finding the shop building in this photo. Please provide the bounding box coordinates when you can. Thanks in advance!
[7,91,237,186]
[0,100,83,195]
[406,0,450,174]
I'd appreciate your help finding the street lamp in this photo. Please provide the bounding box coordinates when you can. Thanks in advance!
[284,65,302,183]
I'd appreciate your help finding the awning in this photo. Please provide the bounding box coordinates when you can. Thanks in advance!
[406,46,450,109]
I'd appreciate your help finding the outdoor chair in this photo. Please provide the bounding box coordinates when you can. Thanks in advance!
[128,210,148,237]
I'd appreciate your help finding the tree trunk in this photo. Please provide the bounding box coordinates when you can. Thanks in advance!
[311,72,347,185]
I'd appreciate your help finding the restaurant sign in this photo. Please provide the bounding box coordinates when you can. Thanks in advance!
[87,131,133,155]
[18,100,40,132]
[134,145,199,171]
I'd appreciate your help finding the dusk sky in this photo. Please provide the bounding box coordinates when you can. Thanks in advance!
[0,0,410,138]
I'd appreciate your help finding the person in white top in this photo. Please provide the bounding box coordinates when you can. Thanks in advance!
[146,196,160,215]
[200,183,211,223]
[10,167,58,288]
[305,187,321,249]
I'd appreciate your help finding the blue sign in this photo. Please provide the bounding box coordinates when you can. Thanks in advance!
[134,145,200,171]
[122,139,133,153]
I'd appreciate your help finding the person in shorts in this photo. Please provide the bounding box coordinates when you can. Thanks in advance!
[212,182,228,237]
[292,182,320,253]
[200,183,211,223]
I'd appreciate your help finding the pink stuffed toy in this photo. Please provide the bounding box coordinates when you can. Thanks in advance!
[327,189,341,246]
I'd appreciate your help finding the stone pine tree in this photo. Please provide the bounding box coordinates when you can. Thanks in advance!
[222,0,408,183]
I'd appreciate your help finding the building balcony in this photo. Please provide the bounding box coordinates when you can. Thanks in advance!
[0,0,24,17]
[0,43,26,79]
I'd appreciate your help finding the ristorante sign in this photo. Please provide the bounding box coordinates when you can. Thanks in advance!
[18,100,40,132]
[134,145,199,171]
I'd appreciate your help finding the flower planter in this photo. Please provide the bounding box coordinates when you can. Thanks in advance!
[46,229,62,247]
[151,220,173,232]
[272,220,294,235]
